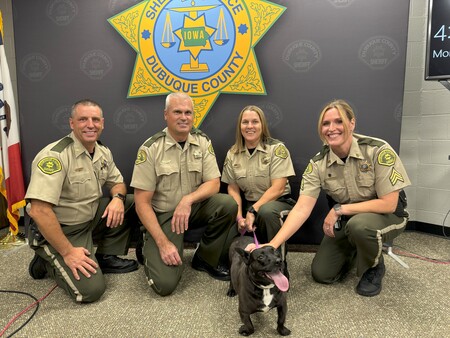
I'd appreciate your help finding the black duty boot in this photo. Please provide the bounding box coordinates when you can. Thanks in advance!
[96,254,139,274]
[192,252,230,281]
[356,256,385,297]
[29,253,48,279]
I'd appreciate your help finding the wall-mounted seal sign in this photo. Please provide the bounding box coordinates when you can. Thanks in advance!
[108,0,285,127]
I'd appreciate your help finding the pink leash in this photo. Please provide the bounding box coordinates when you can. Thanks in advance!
[253,231,260,248]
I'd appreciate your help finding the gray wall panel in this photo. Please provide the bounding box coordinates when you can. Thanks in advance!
[14,0,410,244]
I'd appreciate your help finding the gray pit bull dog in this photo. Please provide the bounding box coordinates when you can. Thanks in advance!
[227,236,290,336]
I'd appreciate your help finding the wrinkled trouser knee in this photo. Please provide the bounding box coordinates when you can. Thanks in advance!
[312,212,408,282]
[34,245,106,303]
[142,226,184,297]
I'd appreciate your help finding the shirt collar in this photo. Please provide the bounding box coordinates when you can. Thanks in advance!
[70,132,98,159]
[163,127,199,151]
[239,142,268,154]
[327,136,364,166]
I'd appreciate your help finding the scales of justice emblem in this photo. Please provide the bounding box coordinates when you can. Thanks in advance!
[109,0,285,127]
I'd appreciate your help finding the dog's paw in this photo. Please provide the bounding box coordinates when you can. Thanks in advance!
[226,288,236,297]
[239,325,254,336]
[277,325,291,336]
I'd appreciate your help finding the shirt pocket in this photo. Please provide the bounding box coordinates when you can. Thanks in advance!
[187,160,202,187]
[155,162,179,191]
[355,172,376,198]
[255,162,270,177]
[254,162,270,191]
[323,176,347,202]
[67,173,92,201]
[234,167,247,180]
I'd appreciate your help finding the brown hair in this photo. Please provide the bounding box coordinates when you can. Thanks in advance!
[231,105,271,153]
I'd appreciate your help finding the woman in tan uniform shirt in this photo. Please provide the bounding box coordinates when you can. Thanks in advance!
[247,99,410,297]
[222,105,296,263]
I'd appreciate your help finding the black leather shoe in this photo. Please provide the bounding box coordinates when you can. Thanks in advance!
[191,253,230,281]
[29,254,47,280]
[96,254,139,274]
[356,256,385,297]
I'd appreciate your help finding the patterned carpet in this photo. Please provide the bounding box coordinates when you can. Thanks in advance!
[1,231,449,337]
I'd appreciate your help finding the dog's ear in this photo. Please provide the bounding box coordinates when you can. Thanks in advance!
[235,247,251,265]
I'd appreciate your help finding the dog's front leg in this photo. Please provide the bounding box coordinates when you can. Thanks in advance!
[227,280,237,297]
[238,310,254,336]
[276,299,291,336]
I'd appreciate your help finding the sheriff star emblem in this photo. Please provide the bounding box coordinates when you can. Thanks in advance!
[108,0,285,127]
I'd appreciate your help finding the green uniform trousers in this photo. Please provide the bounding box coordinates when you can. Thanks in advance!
[29,195,135,303]
[311,212,409,283]
[225,196,295,261]
[142,193,237,296]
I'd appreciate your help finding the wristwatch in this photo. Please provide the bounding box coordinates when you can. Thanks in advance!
[248,205,258,217]
[113,193,126,202]
[333,204,342,216]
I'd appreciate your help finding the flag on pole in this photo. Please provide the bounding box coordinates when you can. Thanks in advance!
[0,11,26,235]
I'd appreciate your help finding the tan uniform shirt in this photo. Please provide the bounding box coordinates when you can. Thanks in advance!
[130,127,220,213]
[221,139,295,201]
[25,132,124,225]
[301,134,411,203]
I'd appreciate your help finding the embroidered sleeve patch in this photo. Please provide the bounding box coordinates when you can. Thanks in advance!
[208,143,215,156]
[377,149,396,167]
[303,163,313,176]
[37,157,62,175]
[135,150,147,165]
[275,144,288,159]
[389,167,405,186]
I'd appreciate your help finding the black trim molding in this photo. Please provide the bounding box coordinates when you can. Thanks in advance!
[406,221,450,237]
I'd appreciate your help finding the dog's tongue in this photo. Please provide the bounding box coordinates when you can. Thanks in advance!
[266,271,289,292]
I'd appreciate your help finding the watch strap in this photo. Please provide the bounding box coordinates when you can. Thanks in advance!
[113,193,126,202]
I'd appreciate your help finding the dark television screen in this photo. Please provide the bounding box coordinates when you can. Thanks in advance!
[425,0,450,80]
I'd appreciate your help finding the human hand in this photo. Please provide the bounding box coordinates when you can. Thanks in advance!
[101,198,125,228]
[244,242,270,252]
[245,212,256,232]
[158,240,182,266]
[323,210,339,238]
[237,217,247,234]
[63,247,98,280]
[172,199,192,234]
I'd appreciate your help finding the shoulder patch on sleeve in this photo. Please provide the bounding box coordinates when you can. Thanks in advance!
[50,137,73,153]
[143,131,166,148]
[208,143,215,156]
[37,157,62,175]
[303,163,313,176]
[377,149,396,167]
[135,149,147,165]
[274,144,288,159]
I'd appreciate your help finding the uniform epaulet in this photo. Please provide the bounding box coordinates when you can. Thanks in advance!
[190,128,210,141]
[357,137,385,148]
[266,137,281,145]
[96,140,108,149]
[50,137,73,153]
[143,131,166,148]
[312,145,330,162]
